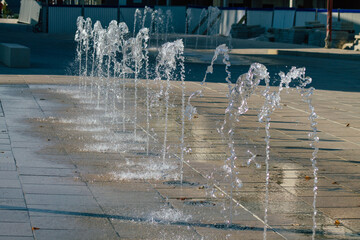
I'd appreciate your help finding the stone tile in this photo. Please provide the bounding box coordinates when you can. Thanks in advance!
[112,220,199,239]
[33,229,118,240]
[0,156,15,165]
[29,216,113,230]
[24,194,98,206]
[319,208,360,219]
[0,180,21,188]
[0,222,32,236]
[0,237,33,240]
[302,196,360,208]
[0,171,19,180]
[195,226,284,240]
[19,176,84,186]
[0,199,26,208]
[338,219,360,232]
[0,210,30,223]
[0,188,24,199]
[26,204,103,217]
[0,163,16,171]
[0,134,10,139]
[18,167,76,177]
[0,139,10,145]
[156,188,208,199]
[95,191,165,205]
[22,184,91,196]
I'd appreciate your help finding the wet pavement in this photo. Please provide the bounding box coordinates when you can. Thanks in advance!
[0,23,360,238]
[0,74,359,239]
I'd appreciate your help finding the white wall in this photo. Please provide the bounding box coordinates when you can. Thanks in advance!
[220,9,246,36]
[295,10,316,26]
[340,12,360,34]
[48,7,81,34]
[155,6,186,33]
[273,9,295,29]
[247,9,273,29]
[318,10,337,26]
[84,7,117,28]
[46,7,360,36]
[187,7,208,35]
[119,7,138,34]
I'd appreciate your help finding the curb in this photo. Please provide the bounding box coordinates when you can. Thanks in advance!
[272,49,360,61]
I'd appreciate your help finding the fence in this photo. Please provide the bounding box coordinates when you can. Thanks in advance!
[46,5,360,36]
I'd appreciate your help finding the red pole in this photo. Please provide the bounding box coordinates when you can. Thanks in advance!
[326,0,333,47]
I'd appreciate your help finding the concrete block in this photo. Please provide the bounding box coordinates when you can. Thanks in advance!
[0,43,30,68]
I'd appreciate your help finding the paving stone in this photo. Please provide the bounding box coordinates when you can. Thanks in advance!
[26,204,104,217]
[33,229,118,240]
[0,199,26,208]
[0,180,21,188]
[0,237,33,240]
[22,184,92,196]
[29,216,113,230]
[0,222,32,236]
[18,167,77,177]
[112,221,200,239]
[0,210,30,223]
[24,194,98,206]
[0,188,24,199]
[0,163,16,171]
[318,208,360,219]
[19,175,84,186]
[0,170,19,180]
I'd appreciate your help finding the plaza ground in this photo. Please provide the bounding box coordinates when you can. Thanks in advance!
[0,23,359,239]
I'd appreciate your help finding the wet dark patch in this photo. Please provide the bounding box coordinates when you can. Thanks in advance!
[113,130,134,134]
[0,84,29,88]
[132,151,159,156]
[297,138,344,142]
[163,180,200,187]
[274,128,320,132]
[212,224,254,230]
[0,101,4,117]
[183,200,216,206]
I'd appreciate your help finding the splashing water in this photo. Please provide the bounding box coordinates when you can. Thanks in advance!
[165,10,173,42]
[185,8,192,47]
[71,17,321,237]
[133,9,142,38]
[142,6,153,29]
[148,207,192,223]
[131,28,149,140]
[104,20,119,112]
[258,66,317,239]
[296,70,319,240]
[83,18,92,92]
[75,16,85,89]
[155,39,185,166]
[118,22,130,132]
[206,6,221,49]
[195,8,207,49]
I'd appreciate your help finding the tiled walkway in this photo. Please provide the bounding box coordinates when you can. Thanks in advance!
[0,75,358,239]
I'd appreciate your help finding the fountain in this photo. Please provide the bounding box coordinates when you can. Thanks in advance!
[206,6,221,48]
[195,8,207,49]
[70,14,322,239]
[154,39,185,178]
[185,8,192,47]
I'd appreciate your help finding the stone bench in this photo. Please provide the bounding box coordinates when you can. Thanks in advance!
[0,43,30,68]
